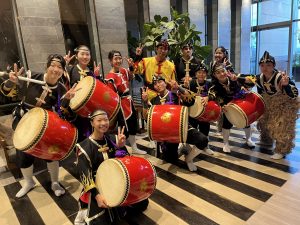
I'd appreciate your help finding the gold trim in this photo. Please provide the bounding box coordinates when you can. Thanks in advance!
[147,106,154,141]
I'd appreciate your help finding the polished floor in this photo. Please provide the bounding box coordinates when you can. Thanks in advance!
[1,122,300,225]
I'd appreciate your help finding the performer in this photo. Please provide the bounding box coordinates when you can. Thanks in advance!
[209,46,234,76]
[174,42,202,83]
[74,109,149,225]
[142,76,209,172]
[0,55,76,198]
[183,63,214,155]
[63,45,101,142]
[105,50,146,155]
[208,63,255,153]
[243,51,298,159]
[134,40,177,100]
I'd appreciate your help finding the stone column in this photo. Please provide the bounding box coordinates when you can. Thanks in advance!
[188,0,206,44]
[148,0,171,20]
[14,0,65,72]
[218,0,231,52]
[94,0,128,74]
[207,0,218,53]
[240,0,251,73]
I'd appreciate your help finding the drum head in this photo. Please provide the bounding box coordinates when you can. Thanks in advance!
[13,108,47,150]
[189,96,204,118]
[96,159,128,207]
[70,76,95,111]
[224,104,247,128]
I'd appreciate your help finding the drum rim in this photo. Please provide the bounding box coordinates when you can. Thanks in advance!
[147,106,155,141]
[70,76,96,112]
[60,128,78,161]
[108,99,121,120]
[224,103,248,128]
[189,96,205,118]
[144,158,157,196]
[179,106,188,143]
[14,108,48,151]
[250,91,266,108]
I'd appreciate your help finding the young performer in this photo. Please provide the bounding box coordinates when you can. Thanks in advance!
[105,50,146,155]
[183,63,214,155]
[142,75,209,171]
[74,109,148,225]
[174,42,202,83]
[208,63,255,153]
[243,51,298,159]
[63,45,101,142]
[0,55,76,198]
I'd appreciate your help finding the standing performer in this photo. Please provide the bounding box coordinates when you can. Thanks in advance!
[243,51,298,159]
[105,50,146,155]
[174,42,202,83]
[74,109,149,225]
[208,63,255,153]
[134,40,177,100]
[63,45,101,142]
[0,55,76,198]
[142,76,209,171]
[183,63,214,155]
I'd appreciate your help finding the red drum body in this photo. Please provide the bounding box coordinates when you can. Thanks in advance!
[224,92,265,128]
[96,156,156,207]
[189,96,221,122]
[13,108,77,160]
[70,76,120,120]
[147,105,188,143]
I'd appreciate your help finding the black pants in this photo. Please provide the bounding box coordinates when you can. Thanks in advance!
[116,104,138,138]
[189,117,210,136]
[160,125,208,163]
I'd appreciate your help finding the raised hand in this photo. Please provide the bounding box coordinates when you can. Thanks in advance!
[117,126,126,148]
[9,63,24,84]
[279,71,289,87]
[93,61,102,77]
[64,83,78,100]
[141,87,148,102]
[124,56,134,67]
[135,43,144,56]
[64,51,75,65]
[201,96,208,106]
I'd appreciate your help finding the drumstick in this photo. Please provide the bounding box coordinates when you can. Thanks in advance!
[18,76,46,85]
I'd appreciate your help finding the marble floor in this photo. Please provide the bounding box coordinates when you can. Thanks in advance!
[0,122,300,225]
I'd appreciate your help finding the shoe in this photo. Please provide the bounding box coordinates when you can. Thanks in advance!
[51,182,65,197]
[256,140,273,146]
[74,209,88,225]
[178,143,191,157]
[246,139,255,148]
[270,153,284,160]
[204,148,214,155]
[148,140,156,149]
[132,148,147,155]
[222,144,231,153]
[185,160,197,171]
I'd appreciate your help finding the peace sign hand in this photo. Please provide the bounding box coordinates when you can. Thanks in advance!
[94,61,102,77]
[8,63,24,84]
[64,51,75,65]
[117,126,126,148]
[141,87,148,102]
[124,56,134,67]
[64,83,78,100]
[135,43,144,56]
[279,71,289,87]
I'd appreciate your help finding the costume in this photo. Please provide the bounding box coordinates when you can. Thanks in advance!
[149,86,208,171]
[105,67,145,154]
[135,56,176,88]
[255,70,298,155]
[188,78,212,136]
[66,64,96,142]
[174,56,202,82]
[75,135,148,224]
[0,71,68,197]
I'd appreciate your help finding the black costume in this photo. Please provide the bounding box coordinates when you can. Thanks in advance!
[174,56,202,82]
[76,135,148,224]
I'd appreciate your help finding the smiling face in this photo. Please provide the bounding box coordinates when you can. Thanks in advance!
[214,48,227,63]
[214,68,228,83]
[196,70,207,82]
[259,62,275,77]
[46,60,64,83]
[76,49,91,67]
[110,53,123,70]
[91,114,109,135]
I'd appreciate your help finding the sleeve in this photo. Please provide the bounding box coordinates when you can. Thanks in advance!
[77,147,99,196]
[208,85,217,101]
[0,80,17,97]
[283,79,298,99]
[134,59,145,76]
